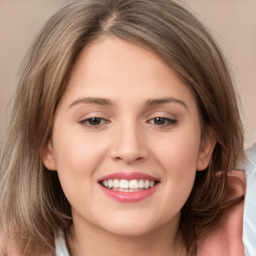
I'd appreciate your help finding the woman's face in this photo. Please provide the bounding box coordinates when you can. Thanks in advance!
[43,37,215,237]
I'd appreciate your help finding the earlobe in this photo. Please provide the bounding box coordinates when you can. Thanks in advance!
[196,128,216,171]
[42,140,57,171]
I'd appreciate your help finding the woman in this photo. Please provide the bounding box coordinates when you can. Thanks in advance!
[0,0,246,255]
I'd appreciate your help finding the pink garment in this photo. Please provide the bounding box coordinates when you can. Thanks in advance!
[197,170,246,256]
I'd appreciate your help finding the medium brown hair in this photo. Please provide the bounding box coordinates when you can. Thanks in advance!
[0,0,244,255]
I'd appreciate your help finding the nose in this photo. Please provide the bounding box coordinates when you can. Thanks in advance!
[109,121,149,164]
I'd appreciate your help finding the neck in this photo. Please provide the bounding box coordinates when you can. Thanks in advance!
[66,214,187,256]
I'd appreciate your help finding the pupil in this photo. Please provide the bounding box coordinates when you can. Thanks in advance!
[89,118,101,125]
[154,117,165,125]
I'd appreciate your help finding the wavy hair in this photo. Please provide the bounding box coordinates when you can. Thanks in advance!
[0,0,244,255]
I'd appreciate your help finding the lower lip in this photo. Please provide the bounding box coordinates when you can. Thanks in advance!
[99,185,158,202]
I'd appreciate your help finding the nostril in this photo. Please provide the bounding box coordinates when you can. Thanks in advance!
[112,154,145,163]
[109,132,149,163]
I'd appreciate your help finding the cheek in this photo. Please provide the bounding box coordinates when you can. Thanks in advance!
[52,128,107,175]
[51,133,108,214]
[51,127,109,202]
[153,128,201,209]
[156,128,201,174]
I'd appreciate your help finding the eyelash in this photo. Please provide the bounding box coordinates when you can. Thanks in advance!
[148,117,177,127]
[79,117,109,127]
[79,116,177,128]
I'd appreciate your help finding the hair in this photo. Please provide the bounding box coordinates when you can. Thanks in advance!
[0,0,244,255]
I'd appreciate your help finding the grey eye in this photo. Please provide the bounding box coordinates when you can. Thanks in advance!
[80,117,106,126]
[152,117,177,126]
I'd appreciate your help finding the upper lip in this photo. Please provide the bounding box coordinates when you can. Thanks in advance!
[98,172,160,182]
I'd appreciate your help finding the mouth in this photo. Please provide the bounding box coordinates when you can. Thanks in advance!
[98,172,160,202]
[99,179,158,192]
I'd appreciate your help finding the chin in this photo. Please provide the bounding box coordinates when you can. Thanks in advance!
[104,223,156,237]
[97,213,166,237]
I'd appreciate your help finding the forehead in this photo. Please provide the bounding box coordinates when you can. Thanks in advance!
[60,36,197,110]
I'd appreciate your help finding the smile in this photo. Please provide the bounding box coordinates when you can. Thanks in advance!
[98,172,159,202]
[100,179,157,191]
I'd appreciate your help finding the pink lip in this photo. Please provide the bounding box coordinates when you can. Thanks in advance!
[99,184,159,202]
[98,172,159,182]
[98,172,160,202]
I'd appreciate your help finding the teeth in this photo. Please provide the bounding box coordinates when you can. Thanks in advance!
[119,179,129,188]
[138,179,144,188]
[108,180,113,188]
[101,179,157,190]
[145,180,149,189]
[129,179,138,189]
[113,179,119,188]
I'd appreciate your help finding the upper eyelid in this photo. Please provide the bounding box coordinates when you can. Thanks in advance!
[79,114,177,121]
[76,109,178,120]
[146,111,177,119]
[78,112,109,119]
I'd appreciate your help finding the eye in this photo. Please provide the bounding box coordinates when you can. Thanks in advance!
[80,117,108,126]
[149,117,177,126]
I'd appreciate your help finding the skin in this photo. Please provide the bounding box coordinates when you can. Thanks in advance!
[43,36,216,256]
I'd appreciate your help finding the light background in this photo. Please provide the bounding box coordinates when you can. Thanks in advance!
[0,0,255,148]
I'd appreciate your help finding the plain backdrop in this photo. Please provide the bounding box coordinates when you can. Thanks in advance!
[0,0,256,148]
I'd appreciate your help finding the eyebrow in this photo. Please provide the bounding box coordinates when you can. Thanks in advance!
[146,97,188,109]
[69,96,188,109]
[69,97,112,108]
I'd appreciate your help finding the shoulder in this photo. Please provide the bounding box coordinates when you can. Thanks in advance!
[227,169,246,200]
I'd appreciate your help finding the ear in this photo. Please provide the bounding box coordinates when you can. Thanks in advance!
[42,140,57,171]
[196,127,216,171]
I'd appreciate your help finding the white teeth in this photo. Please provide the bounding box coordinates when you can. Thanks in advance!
[138,179,144,188]
[113,179,119,188]
[108,179,113,188]
[120,179,129,189]
[145,180,149,189]
[129,179,139,189]
[101,179,157,190]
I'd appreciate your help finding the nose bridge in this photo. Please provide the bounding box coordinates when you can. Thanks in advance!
[110,117,148,163]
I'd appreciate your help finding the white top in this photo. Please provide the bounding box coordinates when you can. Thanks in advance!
[242,144,256,256]
[55,230,70,256]
[55,144,256,256]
